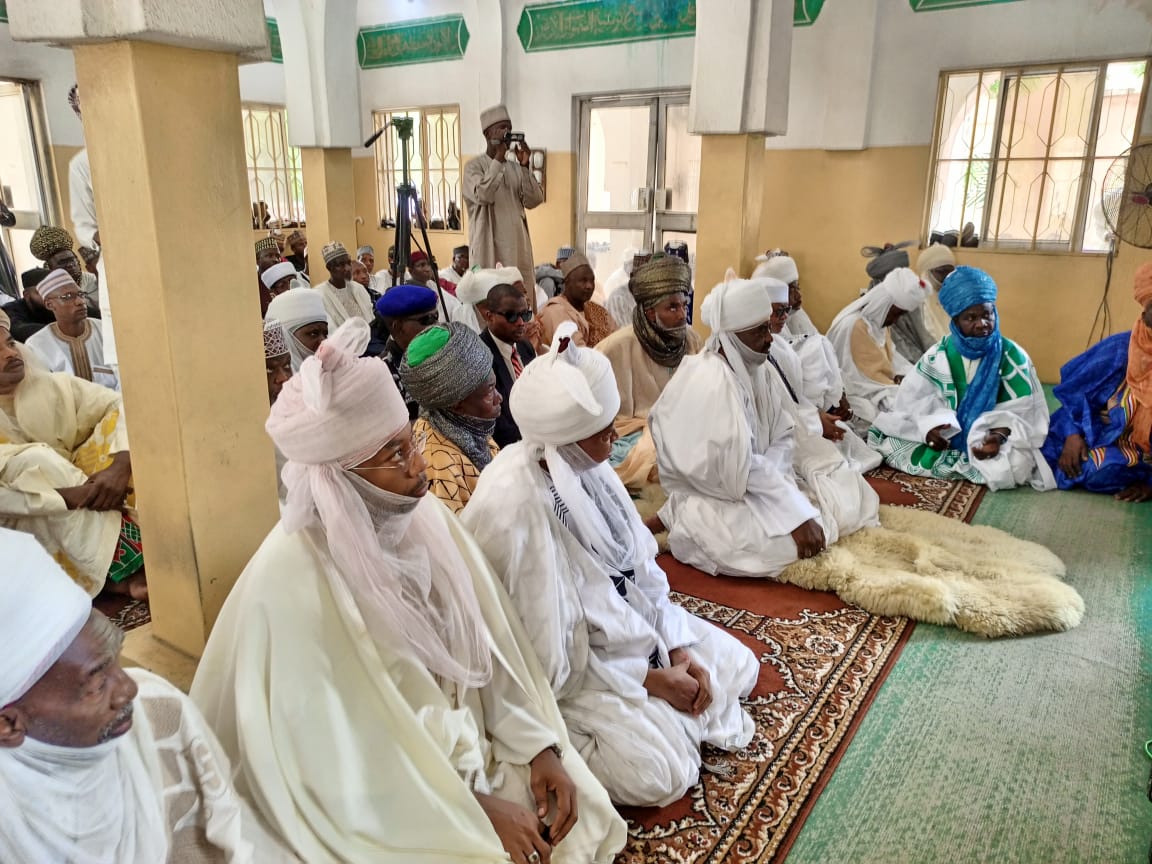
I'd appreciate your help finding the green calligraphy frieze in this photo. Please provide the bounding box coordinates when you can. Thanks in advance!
[910,0,1022,10]
[517,0,696,53]
[266,18,282,64]
[358,15,470,69]
[794,0,825,27]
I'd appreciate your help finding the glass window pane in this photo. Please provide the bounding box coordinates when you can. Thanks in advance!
[662,104,700,213]
[1096,61,1146,158]
[587,106,651,213]
[987,158,1046,246]
[585,228,646,287]
[1045,70,1096,159]
[1032,159,1082,247]
[1084,156,1122,253]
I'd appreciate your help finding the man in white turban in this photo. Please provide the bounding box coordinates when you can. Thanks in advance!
[464,105,544,303]
[451,267,506,334]
[649,273,877,578]
[265,287,329,372]
[0,529,294,863]
[915,243,957,339]
[462,321,757,807]
[191,318,626,864]
[825,267,928,433]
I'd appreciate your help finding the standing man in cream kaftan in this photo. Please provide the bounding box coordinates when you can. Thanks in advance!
[191,319,625,864]
[870,267,1054,490]
[463,321,757,807]
[650,274,878,579]
[464,105,543,307]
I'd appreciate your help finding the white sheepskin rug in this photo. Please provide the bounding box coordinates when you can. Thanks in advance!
[777,506,1084,638]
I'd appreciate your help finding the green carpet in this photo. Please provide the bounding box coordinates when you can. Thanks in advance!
[785,487,1152,863]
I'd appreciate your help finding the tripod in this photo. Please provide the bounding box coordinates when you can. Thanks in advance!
[364,117,449,319]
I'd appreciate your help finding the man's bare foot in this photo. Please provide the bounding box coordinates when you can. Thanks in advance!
[103,571,148,601]
[643,514,666,534]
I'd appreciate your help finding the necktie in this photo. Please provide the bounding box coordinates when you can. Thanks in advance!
[511,345,523,378]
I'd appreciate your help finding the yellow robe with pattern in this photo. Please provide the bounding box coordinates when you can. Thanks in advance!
[0,363,128,595]
[414,416,499,515]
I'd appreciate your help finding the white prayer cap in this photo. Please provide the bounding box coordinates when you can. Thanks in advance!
[480,104,511,132]
[457,268,506,306]
[876,267,927,312]
[752,255,799,285]
[0,529,92,707]
[37,269,77,300]
[701,269,778,333]
[266,287,327,332]
[495,265,524,285]
[511,321,620,446]
[261,261,298,290]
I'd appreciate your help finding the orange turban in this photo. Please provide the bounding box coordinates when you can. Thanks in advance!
[1127,264,1152,450]
[1135,262,1152,306]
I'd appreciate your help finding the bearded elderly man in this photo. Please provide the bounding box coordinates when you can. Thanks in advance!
[191,318,626,864]
[870,267,1054,490]
[650,274,876,579]
[826,267,928,434]
[401,323,502,514]
[26,268,118,390]
[0,309,145,598]
[595,256,701,490]
[0,529,296,863]
[463,322,757,807]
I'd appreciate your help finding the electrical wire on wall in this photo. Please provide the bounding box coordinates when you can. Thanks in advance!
[1086,234,1116,348]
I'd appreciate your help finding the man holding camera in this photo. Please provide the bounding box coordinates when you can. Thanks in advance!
[464,105,544,311]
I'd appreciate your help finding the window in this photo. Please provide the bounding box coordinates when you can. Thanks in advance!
[371,106,462,231]
[0,78,56,291]
[926,59,1148,253]
[241,103,305,228]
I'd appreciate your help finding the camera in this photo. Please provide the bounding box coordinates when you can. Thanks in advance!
[503,131,526,145]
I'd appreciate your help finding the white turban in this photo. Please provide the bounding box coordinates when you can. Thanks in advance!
[701,271,778,333]
[916,244,956,274]
[752,255,799,285]
[855,267,927,333]
[495,265,524,286]
[266,287,329,372]
[0,529,92,707]
[511,321,620,446]
[261,261,298,290]
[456,268,506,306]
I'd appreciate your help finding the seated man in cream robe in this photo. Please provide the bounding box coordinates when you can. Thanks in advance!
[0,529,294,863]
[462,321,757,807]
[25,269,118,390]
[826,268,928,434]
[191,318,626,864]
[870,267,1054,490]
[649,275,878,579]
[753,253,850,420]
[0,310,144,598]
[400,323,502,514]
[596,256,701,491]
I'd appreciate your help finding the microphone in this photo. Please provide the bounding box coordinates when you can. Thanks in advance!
[363,127,387,149]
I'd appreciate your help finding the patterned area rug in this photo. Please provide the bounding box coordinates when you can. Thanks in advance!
[615,472,984,863]
[94,593,151,632]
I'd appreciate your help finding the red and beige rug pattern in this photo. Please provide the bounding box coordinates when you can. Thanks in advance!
[615,472,984,863]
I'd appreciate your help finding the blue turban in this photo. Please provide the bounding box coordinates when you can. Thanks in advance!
[375,283,437,318]
[940,266,1003,448]
[938,266,997,318]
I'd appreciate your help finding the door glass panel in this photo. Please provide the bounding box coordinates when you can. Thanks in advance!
[586,228,646,288]
[586,106,651,213]
[0,81,51,293]
[660,231,696,270]
[661,104,701,213]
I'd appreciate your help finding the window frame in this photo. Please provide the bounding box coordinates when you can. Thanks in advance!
[923,57,1150,255]
[240,102,305,228]
[371,104,463,233]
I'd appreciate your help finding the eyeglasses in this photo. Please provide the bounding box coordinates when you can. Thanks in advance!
[498,310,534,323]
[50,292,83,304]
[350,431,427,474]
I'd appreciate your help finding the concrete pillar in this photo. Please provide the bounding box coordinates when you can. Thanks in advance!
[10,0,277,662]
[693,134,766,329]
[301,147,358,278]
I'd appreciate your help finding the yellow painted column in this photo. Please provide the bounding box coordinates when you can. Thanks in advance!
[692,134,766,335]
[301,147,358,279]
[73,42,280,658]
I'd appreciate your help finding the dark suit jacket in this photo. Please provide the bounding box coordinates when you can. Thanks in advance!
[480,329,536,448]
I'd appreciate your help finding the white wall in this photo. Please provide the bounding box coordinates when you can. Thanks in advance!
[0,24,83,147]
[239,60,286,106]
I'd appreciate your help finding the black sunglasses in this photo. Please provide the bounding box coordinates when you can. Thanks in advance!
[404,312,439,326]
[497,310,534,323]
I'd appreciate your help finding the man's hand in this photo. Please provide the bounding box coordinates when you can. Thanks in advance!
[828,392,853,420]
[644,660,699,713]
[669,648,713,716]
[925,425,953,452]
[491,138,510,163]
[84,451,132,511]
[1059,433,1089,478]
[523,318,544,347]
[57,485,99,511]
[529,747,578,846]
[791,518,826,560]
[971,428,1009,461]
[893,375,905,385]
[1116,482,1152,503]
[819,411,846,441]
[516,140,533,167]
[475,792,552,864]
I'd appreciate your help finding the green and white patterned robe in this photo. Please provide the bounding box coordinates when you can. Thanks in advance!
[869,336,1055,490]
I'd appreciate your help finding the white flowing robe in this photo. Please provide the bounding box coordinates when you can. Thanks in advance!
[26,322,119,390]
[826,305,912,432]
[463,154,544,294]
[190,501,626,864]
[781,309,846,411]
[0,669,294,864]
[651,348,870,579]
[461,445,757,807]
[70,149,117,366]
[314,279,373,327]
